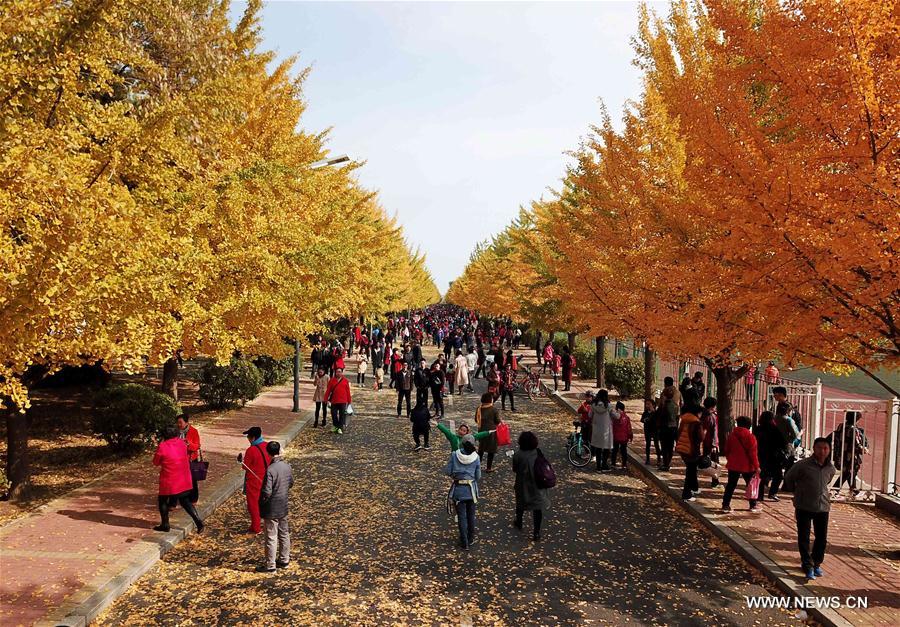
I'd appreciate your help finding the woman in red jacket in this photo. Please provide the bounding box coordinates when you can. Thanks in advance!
[177,414,201,503]
[325,367,352,434]
[722,415,761,513]
[153,426,204,533]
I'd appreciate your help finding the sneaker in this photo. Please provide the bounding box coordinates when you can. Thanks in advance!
[813,566,824,577]
[256,565,276,573]
[275,561,290,569]
[805,568,816,580]
[414,445,423,451]
[336,428,343,435]
[424,446,431,451]
[331,427,338,433]
[711,477,721,488]
[768,494,780,502]
[532,533,541,542]
[749,506,762,513]
[684,497,697,502]
[721,506,733,513]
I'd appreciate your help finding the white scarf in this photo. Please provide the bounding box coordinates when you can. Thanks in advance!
[455,449,479,465]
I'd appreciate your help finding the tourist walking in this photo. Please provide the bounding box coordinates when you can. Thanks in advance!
[325,367,352,434]
[356,353,368,387]
[512,431,550,542]
[428,362,445,418]
[239,426,271,534]
[675,391,704,501]
[500,362,516,411]
[641,399,660,466]
[312,367,329,427]
[396,362,413,418]
[721,416,760,513]
[561,346,574,391]
[700,397,720,487]
[152,426,204,533]
[257,441,293,572]
[755,410,788,501]
[783,438,836,580]
[475,392,502,472]
[443,435,481,551]
[657,387,679,471]
[830,410,869,495]
[454,350,469,395]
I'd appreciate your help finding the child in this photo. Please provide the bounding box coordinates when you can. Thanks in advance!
[410,400,431,451]
[611,401,633,469]
[434,420,493,452]
[576,391,594,445]
[641,399,661,466]
[356,353,368,387]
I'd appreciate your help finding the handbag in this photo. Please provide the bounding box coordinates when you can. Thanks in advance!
[346,403,354,415]
[190,449,209,482]
[496,422,511,447]
[746,472,761,501]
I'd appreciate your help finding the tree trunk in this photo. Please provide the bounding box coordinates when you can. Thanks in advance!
[597,336,607,388]
[161,357,179,402]
[644,344,655,401]
[5,410,30,502]
[708,361,750,450]
[567,332,576,352]
[535,330,542,365]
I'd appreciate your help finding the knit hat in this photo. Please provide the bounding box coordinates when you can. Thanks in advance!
[461,434,476,447]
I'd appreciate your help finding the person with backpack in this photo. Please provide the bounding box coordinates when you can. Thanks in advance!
[239,426,271,534]
[722,416,761,513]
[443,435,481,551]
[657,387,680,471]
[675,390,705,502]
[512,431,551,542]
[257,441,294,572]
[641,399,661,467]
[410,399,432,451]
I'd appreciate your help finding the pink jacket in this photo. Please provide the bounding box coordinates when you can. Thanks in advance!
[153,437,193,496]
[612,411,633,443]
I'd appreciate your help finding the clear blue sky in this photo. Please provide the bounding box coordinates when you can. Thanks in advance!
[234,1,665,293]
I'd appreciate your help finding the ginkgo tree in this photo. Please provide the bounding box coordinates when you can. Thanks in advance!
[0,0,437,499]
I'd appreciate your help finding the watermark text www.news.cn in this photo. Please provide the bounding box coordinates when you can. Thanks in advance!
[746,596,869,610]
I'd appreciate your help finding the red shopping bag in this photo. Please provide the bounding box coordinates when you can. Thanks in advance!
[495,422,511,447]
[746,473,761,501]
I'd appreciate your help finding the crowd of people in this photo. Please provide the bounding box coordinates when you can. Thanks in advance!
[149,304,864,579]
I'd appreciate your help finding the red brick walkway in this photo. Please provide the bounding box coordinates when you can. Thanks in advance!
[551,374,900,626]
[0,378,316,626]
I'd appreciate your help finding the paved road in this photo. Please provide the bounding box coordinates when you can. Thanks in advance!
[99,375,797,626]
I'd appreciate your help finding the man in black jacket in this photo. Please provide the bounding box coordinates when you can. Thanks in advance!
[414,359,430,407]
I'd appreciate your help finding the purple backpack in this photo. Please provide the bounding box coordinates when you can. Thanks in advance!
[534,448,557,489]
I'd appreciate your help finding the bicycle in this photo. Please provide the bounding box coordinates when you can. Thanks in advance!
[566,421,593,467]
[518,369,547,401]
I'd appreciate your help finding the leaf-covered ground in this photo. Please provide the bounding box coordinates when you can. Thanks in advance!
[98,375,797,626]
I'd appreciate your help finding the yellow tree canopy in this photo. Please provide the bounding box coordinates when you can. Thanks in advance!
[0,0,438,409]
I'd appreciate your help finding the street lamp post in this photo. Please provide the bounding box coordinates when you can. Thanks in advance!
[292,154,351,413]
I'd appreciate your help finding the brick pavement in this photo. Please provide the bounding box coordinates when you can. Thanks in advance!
[0,377,316,626]
[550,374,900,626]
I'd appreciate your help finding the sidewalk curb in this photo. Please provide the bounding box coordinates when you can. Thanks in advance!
[39,406,314,627]
[547,391,853,627]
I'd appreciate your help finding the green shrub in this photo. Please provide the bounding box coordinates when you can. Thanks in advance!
[604,358,645,399]
[253,355,293,386]
[198,358,263,409]
[574,342,597,380]
[92,384,181,452]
